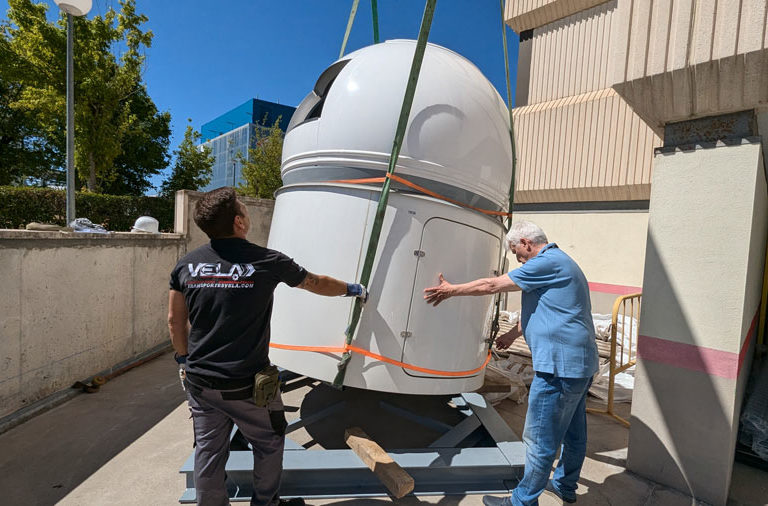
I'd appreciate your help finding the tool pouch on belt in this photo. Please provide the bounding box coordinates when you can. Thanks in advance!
[253,365,280,407]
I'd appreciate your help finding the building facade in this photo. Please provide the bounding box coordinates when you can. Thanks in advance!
[199,99,296,192]
[507,0,661,313]
[505,1,768,504]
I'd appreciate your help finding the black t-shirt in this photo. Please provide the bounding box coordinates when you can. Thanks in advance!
[169,238,307,379]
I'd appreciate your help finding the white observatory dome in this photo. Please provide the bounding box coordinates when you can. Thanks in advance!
[282,40,513,213]
[268,40,513,395]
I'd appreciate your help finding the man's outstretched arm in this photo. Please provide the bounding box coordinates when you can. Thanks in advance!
[424,273,520,306]
[296,272,368,300]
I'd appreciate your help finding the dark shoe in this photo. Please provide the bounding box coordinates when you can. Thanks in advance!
[482,495,513,506]
[546,479,577,503]
[279,499,305,506]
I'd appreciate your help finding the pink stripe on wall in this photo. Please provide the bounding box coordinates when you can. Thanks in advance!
[588,282,642,295]
[637,312,759,380]
[738,313,759,373]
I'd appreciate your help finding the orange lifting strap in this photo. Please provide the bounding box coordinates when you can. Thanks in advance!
[329,173,514,218]
[269,342,492,377]
[268,172,502,378]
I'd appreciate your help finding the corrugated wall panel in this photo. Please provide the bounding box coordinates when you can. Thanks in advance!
[511,89,661,203]
[610,0,768,127]
[612,0,768,79]
[525,1,617,104]
[506,0,613,32]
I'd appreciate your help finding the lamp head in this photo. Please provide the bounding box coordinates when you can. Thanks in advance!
[54,0,92,16]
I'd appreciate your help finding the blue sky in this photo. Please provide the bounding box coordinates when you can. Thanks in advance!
[2,0,519,194]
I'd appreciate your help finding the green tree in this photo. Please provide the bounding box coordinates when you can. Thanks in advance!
[0,76,62,186]
[238,117,284,199]
[104,86,171,195]
[0,0,170,193]
[160,123,214,198]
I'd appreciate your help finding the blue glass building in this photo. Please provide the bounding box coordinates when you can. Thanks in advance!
[199,99,296,191]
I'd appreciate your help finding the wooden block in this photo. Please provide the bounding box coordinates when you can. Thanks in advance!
[475,383,513,394]
[344,426,415,499]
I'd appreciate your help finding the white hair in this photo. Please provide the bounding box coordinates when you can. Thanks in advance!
[505,221,548,251]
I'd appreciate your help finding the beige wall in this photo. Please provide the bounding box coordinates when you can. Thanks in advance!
[524,1,617,104]
[174,190,274,251]
[513,89,661,203]
[509,0,662,204]
[627,142,767,505]
[0,232,186,419]
[609,0,768,126]
[506,0,613,33]
[504,210,647,314]
[637,143,765,353]
[513,209,648,287]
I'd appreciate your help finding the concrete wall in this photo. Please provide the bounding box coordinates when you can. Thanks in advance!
[173,190,275,251]
[627,141,767,505]
[0,232,186,420]
[0,191,277,424]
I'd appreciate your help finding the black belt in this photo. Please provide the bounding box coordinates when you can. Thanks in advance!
[185,372,254,400]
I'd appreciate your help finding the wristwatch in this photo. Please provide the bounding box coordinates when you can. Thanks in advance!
[174,353,187,365]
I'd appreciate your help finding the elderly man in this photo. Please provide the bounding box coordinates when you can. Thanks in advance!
[424,221,598,506]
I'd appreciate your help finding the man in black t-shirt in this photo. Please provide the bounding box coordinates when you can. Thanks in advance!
[168,187,367,506]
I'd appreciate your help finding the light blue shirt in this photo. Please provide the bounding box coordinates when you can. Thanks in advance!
[508,243,598,378]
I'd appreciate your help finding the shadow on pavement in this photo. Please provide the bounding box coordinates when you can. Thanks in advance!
[0,351,184,505]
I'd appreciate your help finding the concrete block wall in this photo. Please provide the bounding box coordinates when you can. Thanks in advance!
[0,232,186,419]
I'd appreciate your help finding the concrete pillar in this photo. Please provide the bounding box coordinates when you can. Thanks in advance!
[627,140,767,505]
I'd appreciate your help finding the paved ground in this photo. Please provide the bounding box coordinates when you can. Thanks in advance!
[0,351,766,506]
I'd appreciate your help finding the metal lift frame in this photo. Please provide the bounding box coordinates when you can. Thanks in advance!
[180,389,525,502]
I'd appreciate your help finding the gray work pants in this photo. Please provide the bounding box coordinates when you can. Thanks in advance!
[186,384,286,506]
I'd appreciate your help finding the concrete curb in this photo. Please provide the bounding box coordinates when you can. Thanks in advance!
[0,342,172,436]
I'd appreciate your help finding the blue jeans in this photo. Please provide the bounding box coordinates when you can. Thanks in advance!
[511,372,592,506]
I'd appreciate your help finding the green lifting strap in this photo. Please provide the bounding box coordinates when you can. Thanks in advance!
[490,0,520,345]
[500,0,518,228]
[333,0,438,389]
[339,0,361,59]
[371,0,380,43]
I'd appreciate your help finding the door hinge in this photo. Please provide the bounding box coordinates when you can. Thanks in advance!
[413,250,425,257]
[400,331,412,338]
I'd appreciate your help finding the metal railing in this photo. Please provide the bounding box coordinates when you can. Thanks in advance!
[587,292,642,427]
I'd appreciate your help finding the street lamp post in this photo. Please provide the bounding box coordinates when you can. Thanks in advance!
[54,0,91,226]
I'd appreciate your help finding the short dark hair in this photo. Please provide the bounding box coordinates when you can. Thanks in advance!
[193,187,243,239]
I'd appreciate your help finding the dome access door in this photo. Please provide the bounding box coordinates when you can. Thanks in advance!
[403,217,502,379]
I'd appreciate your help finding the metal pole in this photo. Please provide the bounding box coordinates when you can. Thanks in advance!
[66,13,75,225]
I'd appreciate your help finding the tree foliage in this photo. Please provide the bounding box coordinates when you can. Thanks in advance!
[0,76,62,186]
[0,0,170,194]
[160,123,214,198]
[237,117,284,199]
